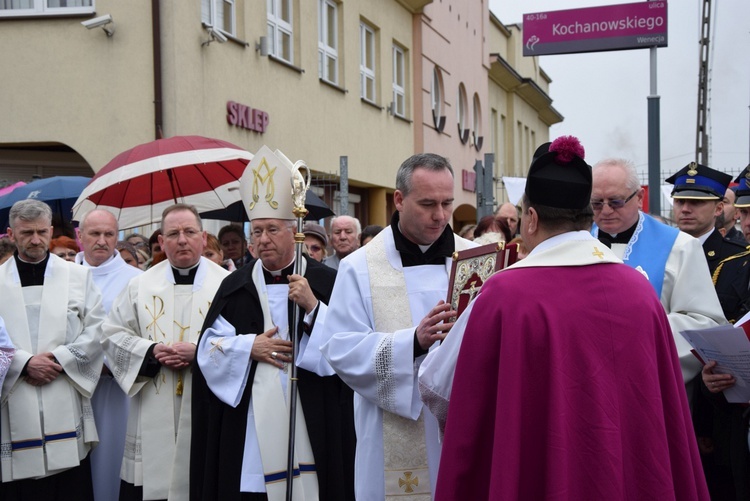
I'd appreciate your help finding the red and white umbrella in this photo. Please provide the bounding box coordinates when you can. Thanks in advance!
[72,135,253,229]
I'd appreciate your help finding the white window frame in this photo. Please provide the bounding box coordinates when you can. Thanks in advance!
[431,67,444,130]
[201,0,236,36]
[318,0,338,84]
[457,83,469,143]
[0,0,93,17]
[472,92,482,148]
[392,45,406,118]
[360,21,376,103]
[268,0,294,63]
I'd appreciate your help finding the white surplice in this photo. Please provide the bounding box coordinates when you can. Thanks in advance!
[609,229,726,383]
[320,227,474,501]
[102,258,228,500]
[0,317,13,394]
[77,250,142,501]
[0,254,105,481]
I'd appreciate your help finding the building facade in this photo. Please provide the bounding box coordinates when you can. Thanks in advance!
[0,0,560,231]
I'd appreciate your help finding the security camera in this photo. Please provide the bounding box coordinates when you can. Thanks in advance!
[81,14,112,29]
[208,27,228,44]
[81,14,114,36]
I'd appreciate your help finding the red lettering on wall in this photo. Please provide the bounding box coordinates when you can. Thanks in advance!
[226,100,269,134]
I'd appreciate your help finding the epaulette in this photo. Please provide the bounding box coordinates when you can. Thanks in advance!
[712,248,750,285]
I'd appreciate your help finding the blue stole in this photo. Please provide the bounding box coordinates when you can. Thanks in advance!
[592,212,679,298]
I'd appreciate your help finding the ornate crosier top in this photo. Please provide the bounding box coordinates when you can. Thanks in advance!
[291,160,310,213]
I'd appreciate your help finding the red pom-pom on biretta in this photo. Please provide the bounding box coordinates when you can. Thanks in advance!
[549,135,585,164]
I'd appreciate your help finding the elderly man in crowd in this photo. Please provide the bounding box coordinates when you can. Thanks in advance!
[75,209,142,501]
[102,203,229,500]
[591,158,725,387]
[323,215,361,269]
[494,202,519,237]
[0,199,105,499]
[320,153,475,500]
[191,146,355,500]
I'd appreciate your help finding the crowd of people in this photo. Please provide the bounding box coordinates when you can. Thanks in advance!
[0,139,748,500]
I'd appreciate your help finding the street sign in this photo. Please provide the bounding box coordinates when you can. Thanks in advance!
[523,1,667,56]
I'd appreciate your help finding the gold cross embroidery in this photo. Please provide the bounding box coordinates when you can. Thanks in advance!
[209,337,225,356]
[592,246,605,259]
[398,471,419,494]
[145,296,166,340]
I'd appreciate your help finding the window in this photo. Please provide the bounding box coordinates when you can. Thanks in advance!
[318,0,338,84]
[360,21,376,103]
[431,67,445,132]
[268,0,293,63]
[472,93,483,150]
[0,0,93,17]
[457,83,469,144]
[202,0,236,36]
[392,45,406,118]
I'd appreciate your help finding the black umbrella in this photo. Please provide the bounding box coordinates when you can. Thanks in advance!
[200,190,334,222]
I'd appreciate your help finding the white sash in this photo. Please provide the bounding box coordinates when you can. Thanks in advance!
[1,259,81,480]
[250,259,318,501]
[366,230,473,499]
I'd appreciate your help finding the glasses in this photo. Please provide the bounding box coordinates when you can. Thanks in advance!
[163,228,202,240]
[591,190,638,211]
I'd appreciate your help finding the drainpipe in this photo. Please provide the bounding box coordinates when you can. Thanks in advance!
[152,0,164,139]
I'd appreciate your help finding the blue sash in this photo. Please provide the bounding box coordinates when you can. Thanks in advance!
[592,212,679,298]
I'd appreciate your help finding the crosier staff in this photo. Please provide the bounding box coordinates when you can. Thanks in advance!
[286,160,310,501]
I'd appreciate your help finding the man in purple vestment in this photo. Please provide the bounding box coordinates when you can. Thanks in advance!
[435,137,709,500]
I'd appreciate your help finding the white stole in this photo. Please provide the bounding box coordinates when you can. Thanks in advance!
[0,258,84,479]
[365,230,472,500]
[249,259,318,501]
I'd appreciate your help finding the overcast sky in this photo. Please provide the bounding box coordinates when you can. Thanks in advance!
[488,0,750,181]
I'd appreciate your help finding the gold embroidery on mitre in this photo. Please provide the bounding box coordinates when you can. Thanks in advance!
[687,162,698,177]
[398,472,419,493]
[248,158,279,211]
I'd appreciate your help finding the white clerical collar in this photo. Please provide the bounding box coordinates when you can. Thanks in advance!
[529,230,596,257]
[696,228,714,245]
[263,258,295,277]
[174,260,200,276]
[78,251,117,268]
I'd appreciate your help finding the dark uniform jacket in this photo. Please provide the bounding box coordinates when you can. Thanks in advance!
[703,229,747,276]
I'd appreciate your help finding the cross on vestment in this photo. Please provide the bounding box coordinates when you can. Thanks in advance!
[459,279,482,303]
[398,471,419,494]
[592,246,605,259]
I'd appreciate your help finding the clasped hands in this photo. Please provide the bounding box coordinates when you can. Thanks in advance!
[25,352,62,386]
[154,342,195,370]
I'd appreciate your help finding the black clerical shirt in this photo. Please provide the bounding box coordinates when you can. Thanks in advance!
[15,252,50,287]
[389,211,456,358]
[597,221,637,248]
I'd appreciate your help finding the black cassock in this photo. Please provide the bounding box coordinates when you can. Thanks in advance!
[190,256,355,501]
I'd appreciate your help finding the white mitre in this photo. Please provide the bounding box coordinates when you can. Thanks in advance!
[240,145,296,221]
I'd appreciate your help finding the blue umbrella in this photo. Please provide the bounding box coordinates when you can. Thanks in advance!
[0,176,91,230]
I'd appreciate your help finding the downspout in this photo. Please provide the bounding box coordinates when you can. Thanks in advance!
[152,0,164,139]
